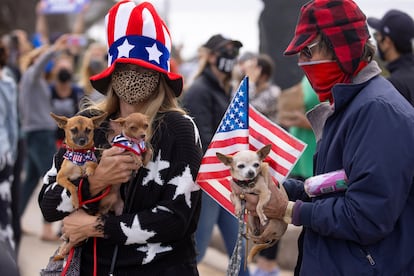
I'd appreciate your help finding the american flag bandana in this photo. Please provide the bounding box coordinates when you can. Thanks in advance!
[284,0,370,74]
[112,134,147,156]
[63,150,97,166]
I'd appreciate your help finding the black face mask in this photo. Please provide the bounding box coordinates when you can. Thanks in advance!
[57,68,72,82]
[215,47,239,74]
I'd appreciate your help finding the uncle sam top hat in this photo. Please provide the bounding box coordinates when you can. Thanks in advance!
[90,0,183,97]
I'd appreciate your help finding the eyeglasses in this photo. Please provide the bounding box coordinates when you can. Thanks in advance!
[300,41,320,59]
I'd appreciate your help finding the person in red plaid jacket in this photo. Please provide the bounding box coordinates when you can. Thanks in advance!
[240,0,414,275]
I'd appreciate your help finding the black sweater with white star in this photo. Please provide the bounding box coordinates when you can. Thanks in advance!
[38,111,203,275]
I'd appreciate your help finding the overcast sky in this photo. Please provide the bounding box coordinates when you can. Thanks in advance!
[91,0,414,60]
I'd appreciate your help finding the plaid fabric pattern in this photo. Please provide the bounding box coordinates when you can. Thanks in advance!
[284,0,370,74]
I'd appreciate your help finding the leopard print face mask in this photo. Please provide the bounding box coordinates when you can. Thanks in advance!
[112,68,160,104]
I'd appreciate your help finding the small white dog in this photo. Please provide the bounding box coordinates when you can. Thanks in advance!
[216,144,288,262]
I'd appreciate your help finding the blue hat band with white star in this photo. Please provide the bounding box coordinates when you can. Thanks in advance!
[108,35,170,71]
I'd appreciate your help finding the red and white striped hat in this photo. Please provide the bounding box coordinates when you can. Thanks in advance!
[90,0,183,96]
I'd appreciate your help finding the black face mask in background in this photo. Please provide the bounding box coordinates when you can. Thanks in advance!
[57,68,73,82]
[215,47,239,75]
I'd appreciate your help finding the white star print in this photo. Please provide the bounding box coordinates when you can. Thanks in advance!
[170,165,200,208]
[151,205,172,213]
[137,242,172,264]
[117,39,135,58]
[145,43,162,64]
[120,215,155,245]
[0,225,15,250]
[56,188,74,213]
[142,151,170,186]
[0,180,11,201]
[184,115,201,146]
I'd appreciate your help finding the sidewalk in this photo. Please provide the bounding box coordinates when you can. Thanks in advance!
[17,183,293,276]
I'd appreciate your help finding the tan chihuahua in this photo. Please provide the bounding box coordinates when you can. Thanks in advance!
[216,144,288,262]
[50,112,106,261]
[50,112,107,209]
[99,112,152,215]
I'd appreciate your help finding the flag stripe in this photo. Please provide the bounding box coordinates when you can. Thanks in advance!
[250,106,306,152]
[198,179,235,213]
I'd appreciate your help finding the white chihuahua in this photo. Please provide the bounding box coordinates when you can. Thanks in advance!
[216,144,288,262]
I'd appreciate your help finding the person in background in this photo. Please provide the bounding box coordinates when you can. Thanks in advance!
[0,40,20,276]
[181,34,250,275]
[78,42,107,103]
[279,76,319,181]
[245,53,281,123]
[367,9,414,106]
[19,34,69,242]
[1,30,34,252]
[39,1,203,275]
[232,51,256,90]
[241,0,414,274]
[49,53,84,147]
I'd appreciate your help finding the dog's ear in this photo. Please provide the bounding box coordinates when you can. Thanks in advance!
[91,112,107,128]
[216,152,233,166]
[110,117,127,126]
[50,112,69,129]
[257,144,272,161]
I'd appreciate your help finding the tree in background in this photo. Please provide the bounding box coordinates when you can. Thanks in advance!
[259,0,308,90]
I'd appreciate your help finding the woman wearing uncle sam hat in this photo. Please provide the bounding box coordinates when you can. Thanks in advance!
[39,1,203,275]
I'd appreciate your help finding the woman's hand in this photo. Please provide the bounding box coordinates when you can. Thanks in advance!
[60,209,104,255]
[88,146,141,195]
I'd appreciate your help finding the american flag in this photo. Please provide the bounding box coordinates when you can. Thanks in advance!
[196,76,307,215]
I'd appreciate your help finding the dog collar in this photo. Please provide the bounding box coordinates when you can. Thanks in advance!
[63,148,97,166]
[111,133,146,156]
[233,176,259,189]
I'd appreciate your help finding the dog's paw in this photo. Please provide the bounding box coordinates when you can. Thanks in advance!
[71,197,79,209]
[258,213,268,226]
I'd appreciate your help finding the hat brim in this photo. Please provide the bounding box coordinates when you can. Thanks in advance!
[367,18,381,31]
[284,33,317,56]
[90,58,183,97]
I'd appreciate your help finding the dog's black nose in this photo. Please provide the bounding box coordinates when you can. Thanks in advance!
[78,137,87,146]
[247,170,255,178]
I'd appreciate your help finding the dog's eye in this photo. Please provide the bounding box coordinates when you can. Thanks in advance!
[84,128,91,134]
[253,162,260,168]
[130,127,138,132]
[237,164,245,169]
[71,127,78,135]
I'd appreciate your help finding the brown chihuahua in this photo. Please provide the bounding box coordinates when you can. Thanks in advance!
[216,144,288,263]
[99,112,152,215]
[50,112,106,261]
[51,112,107,209]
